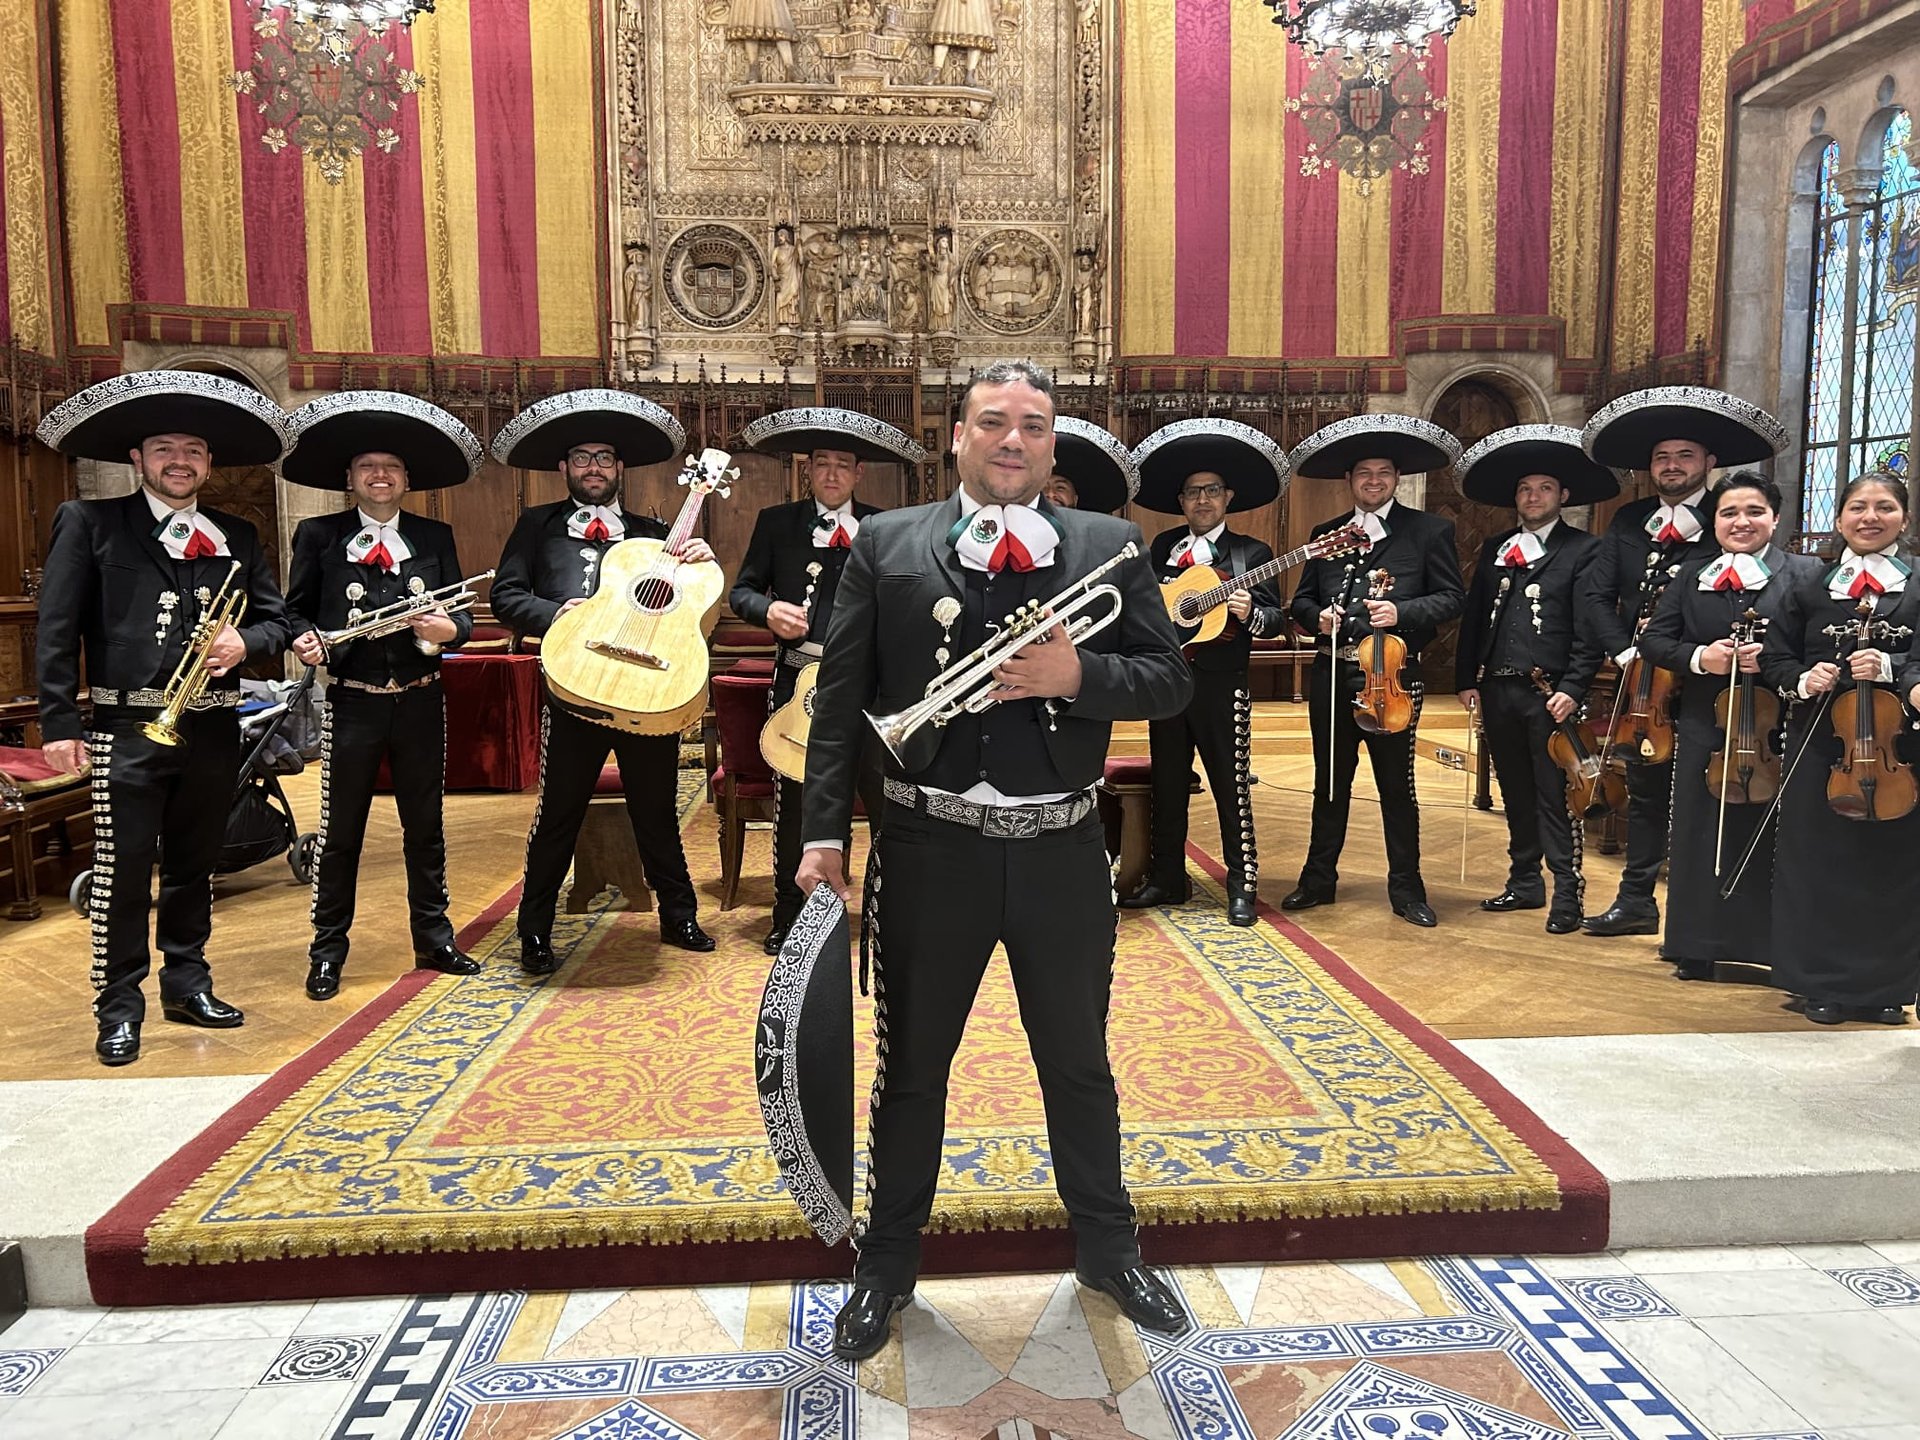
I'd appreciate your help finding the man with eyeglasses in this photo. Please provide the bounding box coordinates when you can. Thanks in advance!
[491,391,719,972]
[1121,420,1287,926]
[732,407,924,955]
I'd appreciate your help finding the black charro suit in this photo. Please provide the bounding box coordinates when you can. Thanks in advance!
[286,508,474,971]
[728,498,886,933]
[1140,525,1285,904]
[1288,501,1465,907]
[36,491,292,1025]
[1577,493,1712,907]
[1453,521,1602,913]
[801,495,1192,1294]
[491,498,700,939]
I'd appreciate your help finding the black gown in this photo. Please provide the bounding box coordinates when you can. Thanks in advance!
[1757,557,1920,1008]
[1639,545,1818,969]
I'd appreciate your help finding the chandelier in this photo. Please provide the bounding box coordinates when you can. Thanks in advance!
[1264,0,1476,79]
[252,2,436,64]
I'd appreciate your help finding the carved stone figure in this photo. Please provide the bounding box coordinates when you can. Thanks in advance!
[726,0,797,78]
[844,233,887,322]
[930,0,997,79]
[802,231,839,329]
[770,224,801,327]
[1070,248,1098,338]
[927,231,956,332]
[965,231,1061,333]
[889,238,925,332]
[623,241,653,333]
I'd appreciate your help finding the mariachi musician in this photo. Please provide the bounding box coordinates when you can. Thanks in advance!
[1119,419,1287,925]
[1578,386,1788,937]
[1284,414,1464,928]
[282,393,486,1001]
[1044,415,1138,515]
[1639,471,1820,981]
[490,390,717,973]
[34,372,294,1065]
[732,407,923,955]
[1453,426,1615,935]
[1762,470,1920,1025]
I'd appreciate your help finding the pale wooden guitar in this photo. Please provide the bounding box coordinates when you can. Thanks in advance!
[540,448,734,734]
[760,660,817,783]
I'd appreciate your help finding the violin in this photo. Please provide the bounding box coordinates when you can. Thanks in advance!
[1605,550,1681,765]
[1706,609,1780,807]
[1531,669,1626,818]
[1352,569,1415,735]
[1825,596,1918,822]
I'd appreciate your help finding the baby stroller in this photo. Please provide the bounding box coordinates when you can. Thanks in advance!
[67,673,322,916]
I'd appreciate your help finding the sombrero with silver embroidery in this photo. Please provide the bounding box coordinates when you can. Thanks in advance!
[36,369,291,466]
[280,392,482,490]
[1457,424,1622,507]
[1581,386,1788,470]
[490,388,686,470]
[741,406,926,466]
[1131,418,1288,514]
[1287,413,1460,480]
[1051,416,1137,514]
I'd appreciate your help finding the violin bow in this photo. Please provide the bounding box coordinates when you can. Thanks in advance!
[1713,667,1736,880]
[1719,686,1833,900]
[1460,695,1478,884]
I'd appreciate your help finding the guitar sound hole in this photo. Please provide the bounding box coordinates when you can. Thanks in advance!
[633,577,678,611]
[1178,596,1200,622]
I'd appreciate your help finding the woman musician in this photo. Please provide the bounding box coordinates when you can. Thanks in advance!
[1758,471,1920,1026]
[1639,473,1819,981]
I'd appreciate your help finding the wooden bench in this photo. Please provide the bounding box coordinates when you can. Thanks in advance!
[0,749,93,921]
[1098,757,1202,900]
[1248,624,1317,702]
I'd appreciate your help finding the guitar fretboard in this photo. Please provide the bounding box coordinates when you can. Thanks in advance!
[1181,539,1342,616]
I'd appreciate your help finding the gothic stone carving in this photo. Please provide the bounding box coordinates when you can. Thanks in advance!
[964,230,1061,335]
[663,224,768,329]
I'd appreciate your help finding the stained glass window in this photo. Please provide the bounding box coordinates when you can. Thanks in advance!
[1802,113,1917,532]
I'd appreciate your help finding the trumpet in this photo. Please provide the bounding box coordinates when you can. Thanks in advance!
[866,543,1136,772]
[320,570,494,658]
[142,560,247,748]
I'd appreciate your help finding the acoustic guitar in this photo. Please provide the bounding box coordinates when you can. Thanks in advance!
[540,448,735,734]
[760,661,818,783]
[1160,522,1371,650]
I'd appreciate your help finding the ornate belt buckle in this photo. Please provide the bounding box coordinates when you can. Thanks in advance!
[984,805,1041,839]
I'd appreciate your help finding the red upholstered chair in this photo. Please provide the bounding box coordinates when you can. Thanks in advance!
[460,622,515,654]
[1097,755,1202,901]
[709,672,777,910]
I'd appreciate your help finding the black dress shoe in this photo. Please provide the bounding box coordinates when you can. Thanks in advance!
[1226,894,1257,927]
[1672,960,1715,981]
[1805,1001,1846,1025]
[1581,902,1659,936]
[1280,886,1335,912]
[95,1021,140,1067]
[160,992,245,1028]
[831,1287,912,1361]
[1392,900,1438,928]
[763,922,791,957]
[1545,911,1582,935]
[305,958,343,1001]
[662,918,717,952]
[1480,888,1546,913]
[415,944,481,976]
[1076,1266,1190,1334]
[1859,1006,1909,1025]
[520,935,558,976]
[1119,879,1192,909]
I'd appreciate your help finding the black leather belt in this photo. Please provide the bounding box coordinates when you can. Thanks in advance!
[91,687,241,710]
[778,643,823,670]
[336,673,441,695]
[882,779,1095,838]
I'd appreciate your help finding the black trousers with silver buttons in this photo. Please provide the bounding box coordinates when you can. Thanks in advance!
[1143,667,1257,899]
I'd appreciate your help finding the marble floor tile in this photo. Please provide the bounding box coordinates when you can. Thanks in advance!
[1820,1429,1920,1440]
[1247,1259,1422,1327]
[856,1384,911,1440]
[1611,1245,1806,1274]
[919,1271,1060,1375]
[1115,1371,1177,1440]
[32,1337,290,1396]
[1210,1261,1262,1323]
[86,1300,313,1344]
[0,1388,246,1440]
[1595,1317,1807,1435]
[1647,1266,1866,1316]
[1699,1310,1920,1427]
[546,1287,629,1355]
[212,1379,355,1439]
[0,1305,105,1348]
[1530,1252,1629,1278]
[694,1284,752,1348]
[1788,1241,1892,1268]
[901,1300,1002,1410]
[1870,1240,1920,1264]
[294,1295,409,1338]
[1008,1274,1108,1401]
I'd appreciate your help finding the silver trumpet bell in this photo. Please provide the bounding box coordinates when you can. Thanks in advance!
[865,543,1137,774]
[321,570,495,658]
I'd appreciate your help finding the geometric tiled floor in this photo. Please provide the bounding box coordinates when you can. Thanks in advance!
[4,1245,1919,1438]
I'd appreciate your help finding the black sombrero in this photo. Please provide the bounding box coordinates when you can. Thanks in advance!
[36,369,291,466]
[1581,386,1788,470]
[280,391,482,490]
[490,388,686,470]
[1131,418,1288,514]
[1457,424,1622,507]
[754,883,854,1246]
[1287,413,1460,480]
[741,406,926,466]
[1051,416,1138,514]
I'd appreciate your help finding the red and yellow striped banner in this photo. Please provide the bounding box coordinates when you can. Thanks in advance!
[0,0,58,354]
[55,0,606,362]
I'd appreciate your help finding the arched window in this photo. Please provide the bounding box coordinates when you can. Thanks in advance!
[1801,111,1917,533]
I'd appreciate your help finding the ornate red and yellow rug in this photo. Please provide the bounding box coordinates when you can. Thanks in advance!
[88,844,1605,1304]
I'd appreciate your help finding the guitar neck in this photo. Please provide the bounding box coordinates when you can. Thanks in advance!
[663,489,707,553]
[1187,540,1319,613]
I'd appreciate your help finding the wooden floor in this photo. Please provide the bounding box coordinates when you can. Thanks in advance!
[0,699,1808,1083]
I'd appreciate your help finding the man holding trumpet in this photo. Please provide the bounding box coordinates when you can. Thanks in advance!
[35,372,295,1065]
[283,393,486,1002]
[797,360,1194,1360]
